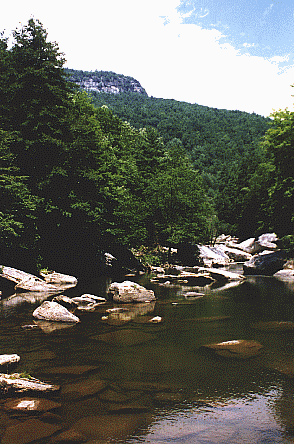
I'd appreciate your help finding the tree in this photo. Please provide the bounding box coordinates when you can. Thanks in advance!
[148,139,214,248]
[0,130,40,269]
[261,106,294,236]
[0,19,75,188]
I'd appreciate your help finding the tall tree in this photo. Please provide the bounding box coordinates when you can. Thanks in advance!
[1,19,74,188]
[261,106,294,236]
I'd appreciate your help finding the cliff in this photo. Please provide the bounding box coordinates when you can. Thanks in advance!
[64,68,148,96]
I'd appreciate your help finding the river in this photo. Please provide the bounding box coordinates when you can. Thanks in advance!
[1,265,294,443]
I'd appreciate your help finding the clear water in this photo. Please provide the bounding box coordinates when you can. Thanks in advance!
[1,268,294,443]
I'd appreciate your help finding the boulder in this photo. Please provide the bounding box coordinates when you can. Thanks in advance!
[197,245,231,267]
[197,267,244,282]
[274,260,294,278]
[243,250,286,276]
[108,281,156,303]
[202,339,263,359]
[52,295,78,312]
[72,294,107,310]
[0,266,60,292]
[230,238,261,255]
[257,233,278,249]
[39,270,78,285]
[0,373,60,394]
[216,244,252,262]
[33,301,80,323]
[0,354,20,366]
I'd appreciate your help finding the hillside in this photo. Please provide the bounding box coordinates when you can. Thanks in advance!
[64,68,148,96]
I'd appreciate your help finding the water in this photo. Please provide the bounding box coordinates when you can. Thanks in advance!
[1,268,294,443]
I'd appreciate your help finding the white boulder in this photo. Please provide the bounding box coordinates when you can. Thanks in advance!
[33,301,80,323]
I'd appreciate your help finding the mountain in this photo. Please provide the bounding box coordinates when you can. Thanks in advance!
[64,68,148,96]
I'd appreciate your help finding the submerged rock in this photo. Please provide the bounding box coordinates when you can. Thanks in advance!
[1,418,62,444]
[92,329,155,346]
[33,301,80,323]
[72,413,152,442]
[3,397,61,413]
[202,339,263,359]
[61,378,107,399]
[252,321,294,331]
[108,281,156,303]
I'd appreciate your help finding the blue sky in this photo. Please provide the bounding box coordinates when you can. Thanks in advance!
[1,0,294,116]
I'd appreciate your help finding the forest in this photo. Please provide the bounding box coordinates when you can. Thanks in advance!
[0,19,293,275]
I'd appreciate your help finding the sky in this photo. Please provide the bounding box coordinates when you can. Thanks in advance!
[1,0,294,117]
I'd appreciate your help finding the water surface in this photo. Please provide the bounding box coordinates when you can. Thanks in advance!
[1,268,294,443]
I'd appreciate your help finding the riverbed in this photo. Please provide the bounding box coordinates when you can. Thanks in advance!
[1,266,294,443]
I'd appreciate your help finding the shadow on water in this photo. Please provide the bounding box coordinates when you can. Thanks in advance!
[1,269,294,443]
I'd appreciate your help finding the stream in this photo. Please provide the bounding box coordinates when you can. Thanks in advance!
[1,265,294,443]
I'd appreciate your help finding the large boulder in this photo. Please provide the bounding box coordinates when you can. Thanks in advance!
[108,281,156,303]
[33,301,80,323]
[230,238,261,255]
[197,245,231,267]
[243,250,286,276]
[257,233,278,250]
[0,354,20,366]
[229,233,278,255]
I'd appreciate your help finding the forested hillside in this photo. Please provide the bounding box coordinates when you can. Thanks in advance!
[0,19,293,275]
[88,91,272,238]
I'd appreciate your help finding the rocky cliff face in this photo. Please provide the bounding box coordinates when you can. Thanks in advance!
[65,68,148,96]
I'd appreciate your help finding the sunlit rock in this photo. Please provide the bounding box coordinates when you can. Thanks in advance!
[108,281,156,303]
[0,354,20,366]
[39,270,78,285]
[33,301,80,323]
[0,373,60,394]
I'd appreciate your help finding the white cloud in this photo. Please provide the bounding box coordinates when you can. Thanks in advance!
[1,0,294,116]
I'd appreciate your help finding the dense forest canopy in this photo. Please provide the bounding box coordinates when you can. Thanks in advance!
[0,19,293,274]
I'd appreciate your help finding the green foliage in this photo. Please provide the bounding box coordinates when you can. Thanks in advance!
[2,19,292,275]
[278,235,294,257]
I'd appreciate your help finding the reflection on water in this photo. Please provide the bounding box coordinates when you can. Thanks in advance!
[0,270,294,443]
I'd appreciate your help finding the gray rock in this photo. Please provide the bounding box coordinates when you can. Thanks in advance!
[243,250,286,276]
[33,301,80,323]
[108,281,156,303]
